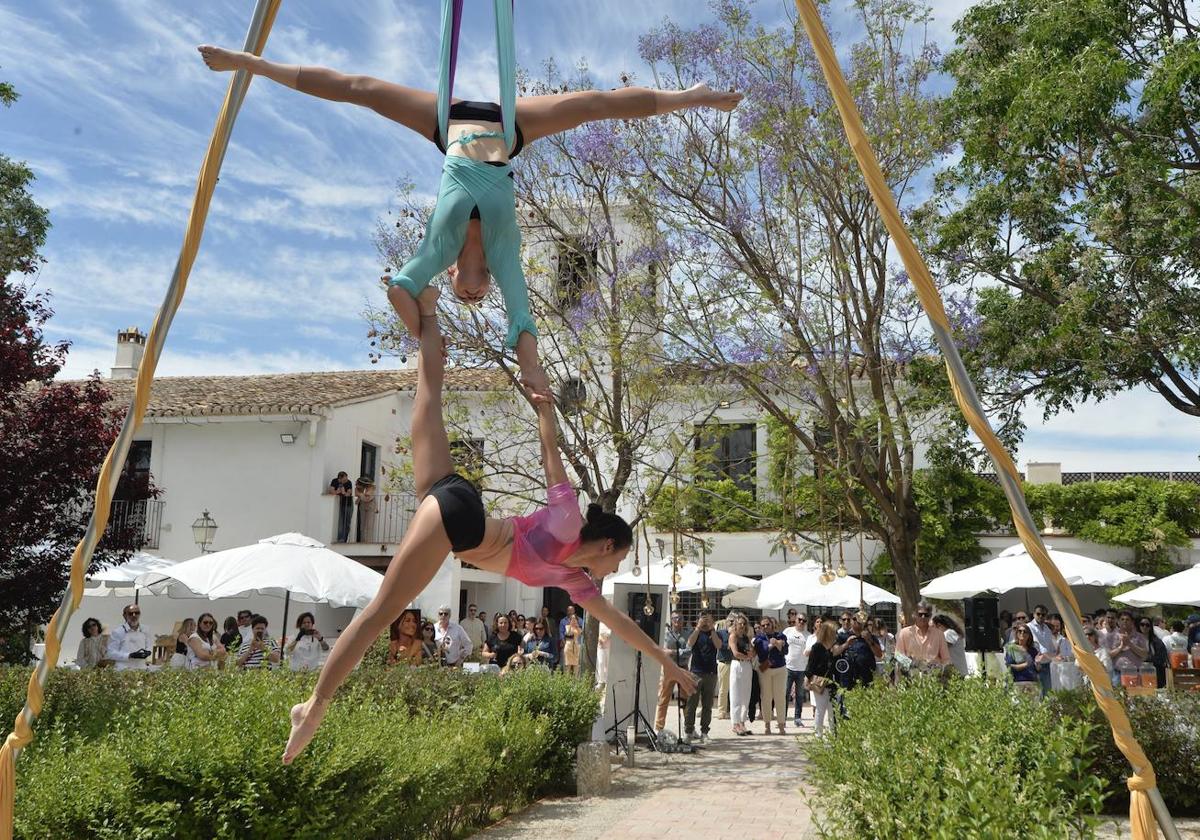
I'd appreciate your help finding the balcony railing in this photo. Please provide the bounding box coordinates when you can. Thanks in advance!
[105,499,166,550]
[331,492,417,546]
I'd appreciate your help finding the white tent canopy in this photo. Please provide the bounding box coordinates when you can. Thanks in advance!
[135,533,384,609]
[723,560,901,610]
[920,543,1151,600]
[84,552,178,598]
[1114,565,1200,608]
[605,557,758,595]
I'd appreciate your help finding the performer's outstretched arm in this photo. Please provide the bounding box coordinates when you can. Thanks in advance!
[198,45,436,139]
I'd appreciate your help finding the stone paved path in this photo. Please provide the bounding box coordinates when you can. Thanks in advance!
[471,711,1200,840]
[473,713,814,840]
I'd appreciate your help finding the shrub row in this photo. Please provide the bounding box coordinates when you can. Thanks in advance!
[804,677,1106,839]
[1046,688,1200,816]
[0,664,598,840]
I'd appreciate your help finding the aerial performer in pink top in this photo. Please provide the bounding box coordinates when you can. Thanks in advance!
[281,286,697,763]
[198,0,740,400]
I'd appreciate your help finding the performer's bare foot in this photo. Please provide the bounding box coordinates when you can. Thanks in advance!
[282,695,330,765]
[688,82,743,111]
[198,44,246,73]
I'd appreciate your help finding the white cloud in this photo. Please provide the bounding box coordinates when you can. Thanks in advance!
[1016,390,1200,472]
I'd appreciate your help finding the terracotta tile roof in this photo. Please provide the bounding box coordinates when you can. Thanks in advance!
[85,368,508,418]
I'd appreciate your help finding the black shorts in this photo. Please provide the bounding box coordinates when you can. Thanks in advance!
[428,473,485,553]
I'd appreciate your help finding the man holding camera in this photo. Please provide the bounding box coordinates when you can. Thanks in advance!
[433,605,473,667]
[107,603,154,670]
[655,611,691,736]
[684,611,722,744]
[237,614,282,670]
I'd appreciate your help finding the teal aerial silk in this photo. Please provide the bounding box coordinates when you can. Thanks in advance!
[390,0,534,348]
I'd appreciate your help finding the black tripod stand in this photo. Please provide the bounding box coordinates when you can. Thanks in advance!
[605,651,660,754]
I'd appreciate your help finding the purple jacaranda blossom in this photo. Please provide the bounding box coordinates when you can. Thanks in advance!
[566,120,627,170]
[944,289,983,349]
[567,289,604,332]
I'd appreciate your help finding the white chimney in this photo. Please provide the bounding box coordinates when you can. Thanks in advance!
[111,327,146,379]
[1026,462,1062,485]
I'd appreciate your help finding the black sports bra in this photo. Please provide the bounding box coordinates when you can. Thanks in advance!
[433,100,526,158]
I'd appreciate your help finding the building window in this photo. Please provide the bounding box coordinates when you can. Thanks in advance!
[115,440,152,500]
[360,441,379,483]
[694,423,757,495]
[556,235,596,308]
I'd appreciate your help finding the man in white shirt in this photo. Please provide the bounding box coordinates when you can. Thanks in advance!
[434,604,473,666]
[782,613,810,727]
[107,604,154,670]
[459,604,488,657]
[1026,605,1056,695]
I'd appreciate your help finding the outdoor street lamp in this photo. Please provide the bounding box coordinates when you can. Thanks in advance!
[192,509,218,554]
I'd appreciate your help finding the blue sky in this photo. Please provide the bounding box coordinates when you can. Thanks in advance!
[3,0,1197,471]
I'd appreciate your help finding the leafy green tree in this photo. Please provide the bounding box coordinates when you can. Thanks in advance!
[910,456,1011,578]
[922,0,1200,420]
[1,78,135,664]
[631,0,958,613]
[1,71,50,279]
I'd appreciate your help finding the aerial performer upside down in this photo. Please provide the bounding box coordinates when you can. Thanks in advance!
[275,287,700,763]
[197,39,740,400]
[199,2,739,763]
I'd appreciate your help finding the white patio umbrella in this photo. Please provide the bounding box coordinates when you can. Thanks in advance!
[135,533,384,643]
[723,560,901,610]
[84,552,178,602]
[1113,565,1200,608]
[920,543,1151,600]
[605,557,757,594]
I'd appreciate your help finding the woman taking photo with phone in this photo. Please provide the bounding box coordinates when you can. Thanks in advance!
[288,612,329,672]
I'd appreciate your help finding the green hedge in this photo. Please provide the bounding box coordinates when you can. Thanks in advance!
[1047,689,1200,816]
[0,665,598,840]
[805,677,1106,839]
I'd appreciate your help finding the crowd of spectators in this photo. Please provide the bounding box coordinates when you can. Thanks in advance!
[75,604,330,673]
[1002,606,1200,692]
[72,599,1200,727]
[381,601,592,675]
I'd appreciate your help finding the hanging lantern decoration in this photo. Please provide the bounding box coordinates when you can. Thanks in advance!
[669,590,681,606]
[836,560,848,578]
[643,602,656,616]
[700,596,709,610]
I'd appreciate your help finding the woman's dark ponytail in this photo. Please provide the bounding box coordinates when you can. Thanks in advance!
[579,503,633,550]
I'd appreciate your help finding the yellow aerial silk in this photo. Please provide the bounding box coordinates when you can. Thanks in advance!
[789,1,1177,838]
[0,3,282,838]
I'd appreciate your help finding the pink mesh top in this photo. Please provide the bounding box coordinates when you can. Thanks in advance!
[505,482,599,604]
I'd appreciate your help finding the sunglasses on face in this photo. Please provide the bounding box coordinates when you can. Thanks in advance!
[438,611,450,616]
[916,611,930,617]
[1014,615,1027,621]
